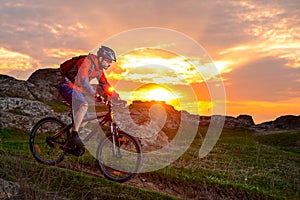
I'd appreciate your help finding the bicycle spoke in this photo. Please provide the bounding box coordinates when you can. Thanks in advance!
[30,117,67,165]
[96,131,142,182]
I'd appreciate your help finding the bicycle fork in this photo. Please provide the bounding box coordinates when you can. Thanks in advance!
[110,123,122,158]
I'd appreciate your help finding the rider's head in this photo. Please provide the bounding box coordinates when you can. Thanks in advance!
[97,46,116,70]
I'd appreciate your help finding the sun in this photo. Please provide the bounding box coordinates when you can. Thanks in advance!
[147,87,174,102]
[131,84,181,107]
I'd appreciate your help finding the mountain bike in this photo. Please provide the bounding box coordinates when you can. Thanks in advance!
[29,97,142,183]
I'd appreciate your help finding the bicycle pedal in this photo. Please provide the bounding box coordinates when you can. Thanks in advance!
[67,147,85,157]
[46,137,55,148]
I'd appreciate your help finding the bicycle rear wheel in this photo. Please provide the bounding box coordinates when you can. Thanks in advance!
[96,131,142,183]
[29,117,68,165]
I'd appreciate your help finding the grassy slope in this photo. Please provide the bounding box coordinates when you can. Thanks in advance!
[0,155,177,200]
[164,128,300,199]
[0,127,178,200]
[0,127,299,199]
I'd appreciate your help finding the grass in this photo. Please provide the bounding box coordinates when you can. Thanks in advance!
[164,128,300,199]
[0,155,177,200]
[8,108,27,115]
[254,131,300,153]
[0,127,178,199]
[45,101,110,113]
[46,101,70,112]
[0,126,299,199]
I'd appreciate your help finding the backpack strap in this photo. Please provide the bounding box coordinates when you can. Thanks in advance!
[87,54,96,74]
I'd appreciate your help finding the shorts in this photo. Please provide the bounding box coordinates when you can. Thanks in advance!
[58,78,88,118]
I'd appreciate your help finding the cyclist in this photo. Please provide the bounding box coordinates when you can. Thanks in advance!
[58,46,119,151]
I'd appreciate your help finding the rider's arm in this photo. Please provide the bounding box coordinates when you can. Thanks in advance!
[97,72,119,98]
[81,78,96,96]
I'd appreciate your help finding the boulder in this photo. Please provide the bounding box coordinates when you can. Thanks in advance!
[252,115,300,132]
[0,97,70,131]
[0,74,36,100]
[0,68,63,103]
[237,115,255,127]
[113,101,183,152]
[0,178,20,199]
[224,116,242,129]
[27,68,63,102]
[273,115,300,130]
[199,115,253,129]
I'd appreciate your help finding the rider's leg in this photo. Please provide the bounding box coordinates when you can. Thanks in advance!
[58,80,87,148]
[67,90,89,148]
[63,101,87,149]
[72,101,88,132]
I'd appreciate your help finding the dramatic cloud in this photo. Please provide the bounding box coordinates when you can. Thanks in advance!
[223,56,300,102]
[0,0,299,122]
[0,47,41,79]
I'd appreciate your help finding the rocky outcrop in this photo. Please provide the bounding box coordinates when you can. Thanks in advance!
[273,115,300,130]
[252,115,300,132]
[0,71,68,132]
[198,114,255,129]
[113,101,259,151]
[0,68,63,103]
[0,178,20,199]
[27,68,63,102]
[113,101,181,151]
[0,97,70,131]
[0,74,37,100]
[237,115,255,127]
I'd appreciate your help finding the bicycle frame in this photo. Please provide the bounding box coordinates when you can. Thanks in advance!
[61,101,121,157]
[80,111,112,143]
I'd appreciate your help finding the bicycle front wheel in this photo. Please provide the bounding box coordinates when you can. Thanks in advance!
[96,131,142,183]
[29,117,68,165]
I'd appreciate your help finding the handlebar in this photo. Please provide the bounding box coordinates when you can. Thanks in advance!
[95,94,126,109]
[95,95,111,106]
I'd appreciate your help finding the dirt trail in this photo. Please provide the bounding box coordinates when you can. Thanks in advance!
[59,161,273,200]
[10,155,273,199]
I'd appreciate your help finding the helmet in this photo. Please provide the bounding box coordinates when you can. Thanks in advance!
[97,46,116,62]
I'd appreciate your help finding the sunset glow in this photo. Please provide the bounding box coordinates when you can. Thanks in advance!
[128,84,182,109]
[107,48,221,85]
[147,87,175,102]
[106,46,221,115]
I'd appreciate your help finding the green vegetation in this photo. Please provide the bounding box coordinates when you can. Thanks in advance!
[0,127,299,199]
[8,108,26,115]
[0,155,177,200]
[46,101,109,113]
[255,131,300,153]
[0,127,178,199]
[46,101,70,112]
[165,127,300,199]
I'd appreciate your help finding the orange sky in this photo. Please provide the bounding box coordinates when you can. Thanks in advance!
[0,0,299,124]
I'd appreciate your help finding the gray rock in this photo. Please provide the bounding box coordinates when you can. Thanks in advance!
[251,115,300,132]
[0,178,20,199]
[237,115,255,127]
[0,70,63,103]
[113,101,186,151]
[0,74,36,100]
[0,97,70,131]
[27,68,63,102]
[273,115,300,130]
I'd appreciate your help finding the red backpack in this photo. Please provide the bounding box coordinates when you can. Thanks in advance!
[60,55,94,82]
